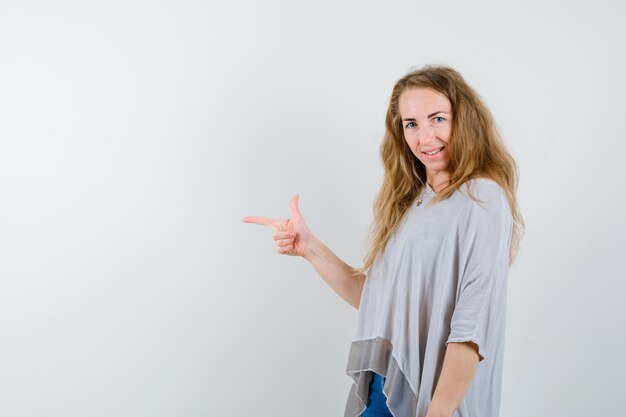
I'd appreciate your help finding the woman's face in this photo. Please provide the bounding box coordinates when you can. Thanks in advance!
[399,88,452,186]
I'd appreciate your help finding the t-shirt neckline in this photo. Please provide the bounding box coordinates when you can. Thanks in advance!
[425,177,494,196]
[425,182,437,195]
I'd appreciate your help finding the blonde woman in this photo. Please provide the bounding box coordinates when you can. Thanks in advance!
[243,65,523,417]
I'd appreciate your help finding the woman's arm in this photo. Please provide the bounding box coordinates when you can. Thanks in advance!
[428,181,512,417]
[426,342,480,417]
[304,236,365,309]
[243,195,365,309]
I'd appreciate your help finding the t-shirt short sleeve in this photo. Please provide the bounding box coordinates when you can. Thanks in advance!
[445,182,512,362]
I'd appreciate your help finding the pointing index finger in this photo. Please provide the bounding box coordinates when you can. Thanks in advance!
[242,216,278,228]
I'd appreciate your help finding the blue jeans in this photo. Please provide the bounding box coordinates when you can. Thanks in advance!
[362,372,393,417]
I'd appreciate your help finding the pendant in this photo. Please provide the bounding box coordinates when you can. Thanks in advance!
[416,199,423,207]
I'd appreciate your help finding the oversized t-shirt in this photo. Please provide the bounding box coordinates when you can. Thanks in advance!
[344,178,513,417]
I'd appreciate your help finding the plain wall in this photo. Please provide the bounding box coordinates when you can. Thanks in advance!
[1,0,625,416]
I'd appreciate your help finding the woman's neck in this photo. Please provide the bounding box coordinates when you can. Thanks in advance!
[426,172,450,193]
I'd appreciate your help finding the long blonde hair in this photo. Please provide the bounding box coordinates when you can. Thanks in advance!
[356,65,524,277]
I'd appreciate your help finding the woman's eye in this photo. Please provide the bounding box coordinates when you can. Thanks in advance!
[405,122,416,128]
[434,116,445,123]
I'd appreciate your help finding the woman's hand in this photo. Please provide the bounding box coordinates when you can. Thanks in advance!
[244,194,364,308]
[242,195,315,258]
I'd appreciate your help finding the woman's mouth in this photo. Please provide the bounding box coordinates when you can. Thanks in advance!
[422,146,445,159]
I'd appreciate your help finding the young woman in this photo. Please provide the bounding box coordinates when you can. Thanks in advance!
[243,65,523,417]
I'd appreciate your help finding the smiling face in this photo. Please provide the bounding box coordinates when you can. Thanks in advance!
[399,88,453,190]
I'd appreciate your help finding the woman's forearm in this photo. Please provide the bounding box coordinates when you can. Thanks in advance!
[426,342,480,417]
[304,236,365,309]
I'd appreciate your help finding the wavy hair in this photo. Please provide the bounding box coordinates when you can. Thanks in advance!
[355,65,524,278]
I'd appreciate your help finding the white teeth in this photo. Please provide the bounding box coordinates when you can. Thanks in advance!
[425,147,443,155]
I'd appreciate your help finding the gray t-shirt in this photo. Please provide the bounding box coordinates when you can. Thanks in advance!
[344,178,513,417]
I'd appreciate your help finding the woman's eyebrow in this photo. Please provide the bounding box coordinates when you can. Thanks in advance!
[402,111,450,121]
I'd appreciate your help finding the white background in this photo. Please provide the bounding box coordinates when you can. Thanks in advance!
[1,1,625,416]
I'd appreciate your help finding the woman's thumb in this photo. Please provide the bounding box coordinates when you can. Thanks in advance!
[290,194,302,219]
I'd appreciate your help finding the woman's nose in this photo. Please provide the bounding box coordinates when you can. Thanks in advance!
[416,124,435,143]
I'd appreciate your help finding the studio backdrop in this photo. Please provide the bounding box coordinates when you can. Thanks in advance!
[0,1,624,416]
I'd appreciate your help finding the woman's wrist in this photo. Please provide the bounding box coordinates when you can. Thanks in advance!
[425,404,454,417]
[303,235,324,262]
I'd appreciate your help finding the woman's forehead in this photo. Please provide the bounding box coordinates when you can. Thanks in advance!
[399,88,451,117]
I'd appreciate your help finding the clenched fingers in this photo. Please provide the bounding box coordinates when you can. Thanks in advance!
[275,238,294,247]
[272,231,296,240]
[276,244,294,254]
